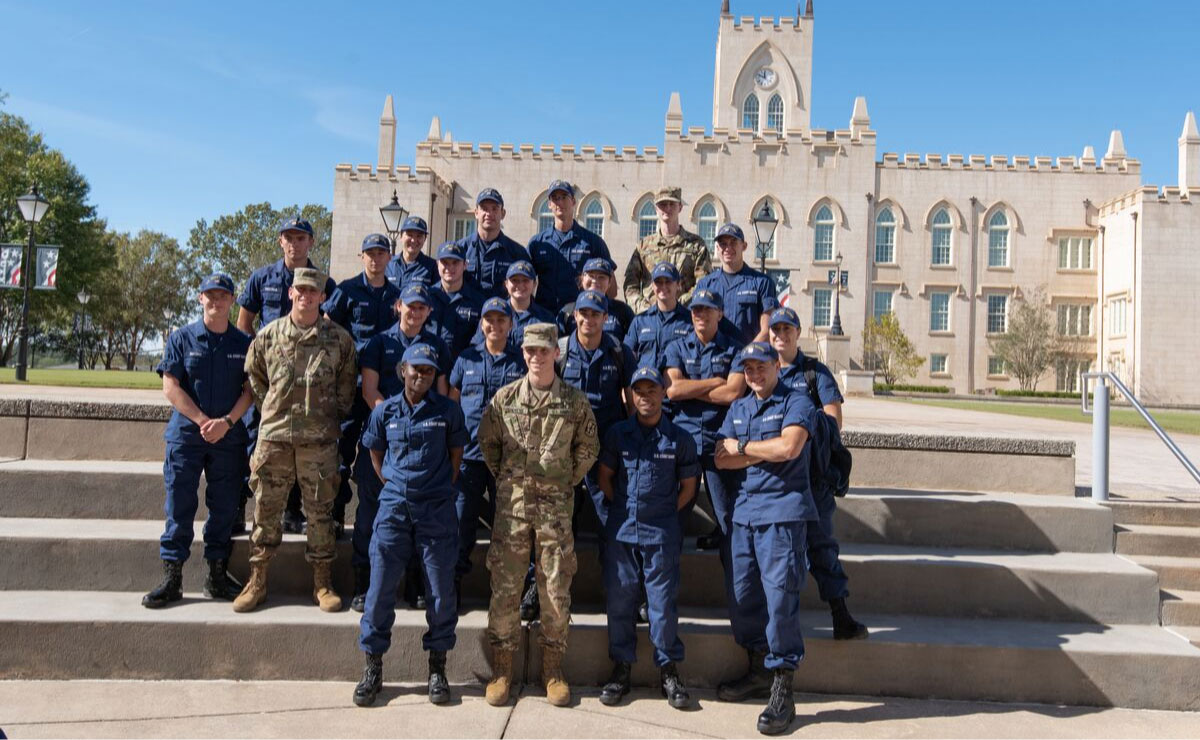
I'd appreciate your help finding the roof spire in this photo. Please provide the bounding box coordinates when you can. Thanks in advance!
[721,0,730,15]
[804,0,814,18]
[1182,111,1200,143]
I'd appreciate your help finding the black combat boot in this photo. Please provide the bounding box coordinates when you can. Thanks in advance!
[755,669,796,735]
[203,558,243,600]
[717,649,772,702]
[332,500,346,539]
[350,567,370,612]
[428,650,451,704]
[282,487,305,534]
[660,662,691,709]
[696,525,722,551]
[831,598,869,640]
[599,661,631,706]
[353,653,383,707]
[637,601,650,624]
[404,567,426,610]
[231,495,248,535]
[142,560,184,609]
[519,580,540,622]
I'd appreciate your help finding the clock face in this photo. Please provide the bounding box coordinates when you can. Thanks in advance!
[754,67,777,88]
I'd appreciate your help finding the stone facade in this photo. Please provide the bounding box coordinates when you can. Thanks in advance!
[332,3,1198,405]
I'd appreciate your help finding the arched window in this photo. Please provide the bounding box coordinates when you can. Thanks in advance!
[742,93,760,131]
[874,206,896,264]
[697,201,719,254]
[813,205,834,262]
[537,196,554,233]
[583,198,605,237]
[987,210,1009,267]
[931,208,952,266]
[766,94,784,132]
[638,199,658,240]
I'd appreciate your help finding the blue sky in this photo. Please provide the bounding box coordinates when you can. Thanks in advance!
[3,0,1198,247]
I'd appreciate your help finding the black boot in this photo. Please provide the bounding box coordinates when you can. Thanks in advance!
[637,601,650,624]
[231,496,247,536]
[350,567,370,612]
[599,661,631,706]
[332,500,346,539]
[717,649,772,702]
[142,560,183,609]
[756,669,796,735]
[454,575,463,614]
[831,598,869,640]
[203,558,243,600]
[428,650,451,705]
[519,579,540,622]
[353,652,383,707]
[696,526,722,551]
[282,506,306,534]
[660,662,691,709]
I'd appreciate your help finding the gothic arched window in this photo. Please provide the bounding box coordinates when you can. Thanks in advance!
[766,94,784,132]
[742,94,760,131]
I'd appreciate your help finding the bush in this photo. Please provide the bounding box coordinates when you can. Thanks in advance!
[874,383,952,394]
[996,389,1090,399]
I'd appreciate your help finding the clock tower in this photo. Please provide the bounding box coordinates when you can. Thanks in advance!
[711,1,813,132]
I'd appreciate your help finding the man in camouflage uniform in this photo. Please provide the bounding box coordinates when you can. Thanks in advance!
[233,267,357,614]
[478,323,599,708]
[622,186,713,312]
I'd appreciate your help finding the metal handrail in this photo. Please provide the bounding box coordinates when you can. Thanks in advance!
[1080,371,1200,500]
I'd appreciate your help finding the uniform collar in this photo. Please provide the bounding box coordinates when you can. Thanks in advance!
[517,375,561,406]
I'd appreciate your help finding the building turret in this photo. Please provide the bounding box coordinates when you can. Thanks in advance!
[1105,129,1126,161]
[377,95,396,171]
[1179,111,1200,195]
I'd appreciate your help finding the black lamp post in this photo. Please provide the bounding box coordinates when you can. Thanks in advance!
[831,252,845,336]
[379,190,408,255]
[77,288,91,369]
[15,185,50,381]
[751,201,779,272]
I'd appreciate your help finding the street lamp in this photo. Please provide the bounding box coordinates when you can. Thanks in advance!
[15,185,50,381]
[830,252,845,336]
[379,190,408,255]
[77,288,91,370]
[751,200,779,272]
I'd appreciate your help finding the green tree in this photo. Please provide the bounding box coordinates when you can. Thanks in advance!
[989,288,1067,391]
[863,312,925,385]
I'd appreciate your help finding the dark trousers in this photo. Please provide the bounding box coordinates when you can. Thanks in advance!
[604,539,684,666]
[807,490,849,602]
[160,440,244,562]
[731,520,810,671]
[454,459,495,578]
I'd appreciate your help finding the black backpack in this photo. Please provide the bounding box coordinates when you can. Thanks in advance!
[799,356,853,498]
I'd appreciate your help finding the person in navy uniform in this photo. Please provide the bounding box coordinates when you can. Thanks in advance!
[428,241,486,357]
[322,233,402,535]
[527,179,613,314]
[449,297,527,603]
[557,258,634,341]
[469,260,556,349]
[623,261,692,371]
[767,307,867,640]
[353,343,468,707]
[696,223,779,345]
[595,366,698,709]
[236,216,337,535]
[352,283,452,611]
[385,216,436,290]
[143,273,254,609]
[458,188,531,299]
[714,341,817,735]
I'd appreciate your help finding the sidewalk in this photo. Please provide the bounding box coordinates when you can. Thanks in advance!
[2,681,1198,739]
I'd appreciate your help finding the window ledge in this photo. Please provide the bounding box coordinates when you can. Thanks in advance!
[929,331,955,338]
[1056,269,1096,275]
[985,331,1007,338]
[929,264,956,270]
[874,262,900,268]
[986,266,1014,272]
[930,372,952,379]
[986,374,1010,380]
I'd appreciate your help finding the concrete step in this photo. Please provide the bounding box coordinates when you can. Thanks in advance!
[1,591,1197,711]
[1161,588,1200,626]
[1115,524,1200,558]
[1125,554,1200,590]
[1172,625,1200,649]
[1107,501,1200,528]
[0,518,1161,624]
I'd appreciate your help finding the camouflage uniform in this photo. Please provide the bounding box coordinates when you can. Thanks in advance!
[245,288,357,565]
[478,327,599,653]
[622,187,713,312]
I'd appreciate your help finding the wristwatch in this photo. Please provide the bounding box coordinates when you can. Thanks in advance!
[736,439,748,456]
[221,415,234,426]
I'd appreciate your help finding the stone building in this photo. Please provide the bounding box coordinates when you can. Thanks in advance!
[332,1,1199,405]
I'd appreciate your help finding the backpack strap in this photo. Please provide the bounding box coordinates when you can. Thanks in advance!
[800,355,822,410]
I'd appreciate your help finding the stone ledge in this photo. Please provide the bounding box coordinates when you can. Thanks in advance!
[27,401,170,422]
[0,399,29,417]
[844,431,1074,457]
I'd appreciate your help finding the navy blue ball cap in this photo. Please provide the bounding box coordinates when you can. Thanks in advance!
[716,223,745,242]
[548,179,574,197]
[738,341,779,364]
[476,187,504,206]
[400,283,431,306]
[506,260,537,280]
[769,306,801,329]
[401,343,440,368]
[436,241,465,261]
[401,216,428,234]
[575,289,608,314]
[199,273,235,295]
[481,296,512,317]
[631,366,666,388]
[651,261,681,282]
[361,233,391,252]
[689,289,722,311]
[582,257,615,275]
[278,216,313,236]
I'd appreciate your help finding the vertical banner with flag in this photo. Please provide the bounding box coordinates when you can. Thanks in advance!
[35,246,60,290]
[0,245,22,288]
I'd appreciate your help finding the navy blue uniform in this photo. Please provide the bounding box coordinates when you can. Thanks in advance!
[470,302,556,349]
[624,304,693,371]
[429,282,485,356]
[359,390,468,655]
[599,416,699,666]
[237,258,337,328]
[458,231,530,299]
[719,385,816,670]
[386,252,438,290]
[156,321,251,563]
[449,344,527,578]
[527,222,612,314]
[695,265,779,345]
[557,298,634,343]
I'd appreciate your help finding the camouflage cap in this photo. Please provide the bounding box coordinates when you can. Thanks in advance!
[292,267,326,290]
[523,323,558,349]
[654,186,682,205]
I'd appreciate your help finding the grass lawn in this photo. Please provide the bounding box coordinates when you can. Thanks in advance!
[0,367,162,390]
[904,397,1200,437]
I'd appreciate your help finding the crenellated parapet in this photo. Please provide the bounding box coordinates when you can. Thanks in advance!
[412,139,666,164]
[1099,185,1192,216]
[876,152,1140,175]
[729,14,805,31]
[334,163,453,196]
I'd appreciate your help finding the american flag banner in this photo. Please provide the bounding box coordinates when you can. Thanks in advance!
[0,245,22,288]
[35,246,59,290]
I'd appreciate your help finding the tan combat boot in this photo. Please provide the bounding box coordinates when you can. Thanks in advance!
[543,648,570,707]
[485,649,514,706]
[232,561,268,613]
[312,561,343,612]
